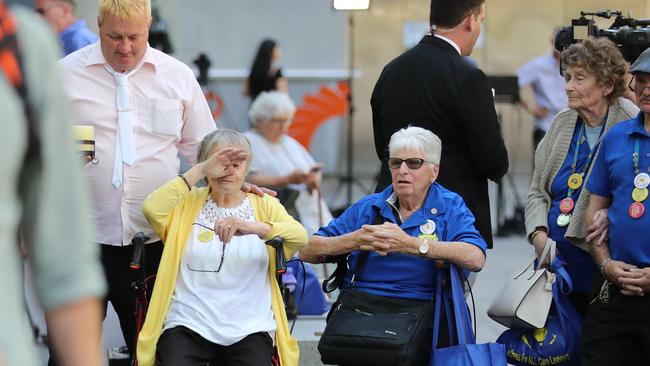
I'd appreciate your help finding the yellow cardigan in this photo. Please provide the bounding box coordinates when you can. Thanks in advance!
[136,177,307,366]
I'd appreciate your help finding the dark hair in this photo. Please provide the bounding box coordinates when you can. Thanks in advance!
[246,39,277,100]
[429,0,484,29]
[560,37,629,104]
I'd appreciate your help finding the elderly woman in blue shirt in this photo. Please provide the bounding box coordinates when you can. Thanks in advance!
[299,126,486,364]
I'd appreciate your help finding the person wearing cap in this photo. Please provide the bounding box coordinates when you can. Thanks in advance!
[582,46,650,365]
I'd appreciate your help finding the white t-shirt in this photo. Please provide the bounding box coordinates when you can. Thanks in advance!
[244,130,333,234]
[517,53,568,132]
[163,196,276,346]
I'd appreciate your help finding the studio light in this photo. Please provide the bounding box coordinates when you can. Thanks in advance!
[333,0,369,11]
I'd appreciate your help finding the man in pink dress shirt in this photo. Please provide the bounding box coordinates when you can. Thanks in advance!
[57,0,216,362]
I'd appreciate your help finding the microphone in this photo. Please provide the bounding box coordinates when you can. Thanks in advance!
[130,232,150,270]
[265,236,286,275]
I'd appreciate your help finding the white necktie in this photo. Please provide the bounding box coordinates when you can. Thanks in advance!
[105,66,137,188]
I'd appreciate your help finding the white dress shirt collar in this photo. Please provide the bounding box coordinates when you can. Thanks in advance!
[84,41,158,73]
[433,34,461,55]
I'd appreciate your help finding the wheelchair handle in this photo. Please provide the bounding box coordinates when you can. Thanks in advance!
[265,236,286,275]
[130,232,150,270]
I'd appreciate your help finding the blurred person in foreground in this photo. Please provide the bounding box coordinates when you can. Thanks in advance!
[525,37,638,316]
[57,0,217,360]
[34,0,97,55]
[371,0,508,250]
[137,130,306,366]
[581,47,650,365]
[517,27,568,150]
[300,126,487,365]
[0,1,105,365]
[244,91,332,235]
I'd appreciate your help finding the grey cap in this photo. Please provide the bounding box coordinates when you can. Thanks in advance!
[631,47,650,74]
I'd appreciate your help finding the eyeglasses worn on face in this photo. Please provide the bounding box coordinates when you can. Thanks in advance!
[35,4,59,15]
[629,76,650,93]
[387,157,434,170]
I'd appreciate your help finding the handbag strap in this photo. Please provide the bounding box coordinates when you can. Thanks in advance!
[342,212,390,288]
[432,264,475,348]
[535,238,556,271]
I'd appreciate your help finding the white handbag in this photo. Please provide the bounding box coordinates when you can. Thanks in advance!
[487,239,557,329]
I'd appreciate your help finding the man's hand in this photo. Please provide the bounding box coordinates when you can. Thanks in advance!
[602,260,644,295]
[241,182,277,197]
[586,208,609,246]
[531,105,549,120]
[619,267,650,296]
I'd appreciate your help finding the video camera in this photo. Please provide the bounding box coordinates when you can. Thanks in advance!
[554,10,650,63]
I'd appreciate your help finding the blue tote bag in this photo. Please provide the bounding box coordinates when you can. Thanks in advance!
[430,264,507,366]
[496,257,582,366]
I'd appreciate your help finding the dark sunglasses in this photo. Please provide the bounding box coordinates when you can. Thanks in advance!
[387,157,434,170]
[629,76,650,93]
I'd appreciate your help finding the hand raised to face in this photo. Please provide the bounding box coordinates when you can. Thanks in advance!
[200,148,249,179]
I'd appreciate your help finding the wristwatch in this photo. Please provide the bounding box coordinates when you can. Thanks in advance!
[418,239,429,257]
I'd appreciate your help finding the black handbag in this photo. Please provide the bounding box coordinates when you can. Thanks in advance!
[318,216,434,366]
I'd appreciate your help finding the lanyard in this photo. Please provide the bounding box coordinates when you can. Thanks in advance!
[633,137,643,175]
[565,120,606,199]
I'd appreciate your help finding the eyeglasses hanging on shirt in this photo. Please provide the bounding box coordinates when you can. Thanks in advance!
[186,222,226,273]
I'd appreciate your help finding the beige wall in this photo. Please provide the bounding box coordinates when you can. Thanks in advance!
[350,0,650,176]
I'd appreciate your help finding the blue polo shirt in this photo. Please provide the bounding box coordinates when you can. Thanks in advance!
[587,112,650,267]
[315,183,487,301]
[548,119,598,293]
[60,20,97,56]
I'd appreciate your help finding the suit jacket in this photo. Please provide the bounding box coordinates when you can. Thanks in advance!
[371,35,509,248]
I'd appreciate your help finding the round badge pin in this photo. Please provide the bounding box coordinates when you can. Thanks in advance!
[420,220,436,235]
[634,173,650,189]
[556,213,571,227]
[632,188,649,203]
[629,202,645,219]
[559,198,575,214]
[568,173,583,190]
[198,230,214,243]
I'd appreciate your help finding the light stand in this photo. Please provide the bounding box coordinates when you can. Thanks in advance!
[333,0,370,209]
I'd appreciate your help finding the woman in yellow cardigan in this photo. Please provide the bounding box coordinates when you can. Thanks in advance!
[136,129,307,366]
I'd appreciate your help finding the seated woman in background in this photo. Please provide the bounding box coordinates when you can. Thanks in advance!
[299,126,487,365]
[136,130,307,366]
[245,91,333,235]
[525,36,637,316]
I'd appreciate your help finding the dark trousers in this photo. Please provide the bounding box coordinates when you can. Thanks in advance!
[102,241,164,356]
[533,127,546,152]
[581,276,650,365]
[48,241,164,365]
[155,326,274,366]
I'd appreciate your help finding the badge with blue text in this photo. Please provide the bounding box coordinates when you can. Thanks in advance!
[420,219,436,235]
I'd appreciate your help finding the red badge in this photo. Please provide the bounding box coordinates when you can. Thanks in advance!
[559,198,575,214]
[629,202,645,219]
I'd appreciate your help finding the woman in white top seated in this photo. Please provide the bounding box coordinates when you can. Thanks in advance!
[244,91,333,235]
[136,130,307,366]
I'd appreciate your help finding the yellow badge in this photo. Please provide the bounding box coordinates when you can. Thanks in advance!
[419,233,439,241]
[632,188,649,203]
[197,230,214,243]
[567,173,583,190]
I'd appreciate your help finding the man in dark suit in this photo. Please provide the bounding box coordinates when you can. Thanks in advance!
[371,0,508,248]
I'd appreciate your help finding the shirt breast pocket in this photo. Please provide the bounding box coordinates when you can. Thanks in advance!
[151,98,182,137]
